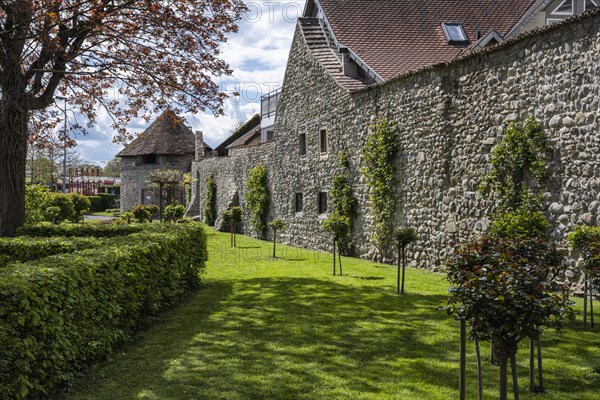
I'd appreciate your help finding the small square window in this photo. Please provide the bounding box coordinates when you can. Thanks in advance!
[318,192,328,215]
[143,154,157,164]
[295,193,303,213]
[299,133,306,155]
[441,22,468,45]
[266,130,274,141]
[319,129,328,154]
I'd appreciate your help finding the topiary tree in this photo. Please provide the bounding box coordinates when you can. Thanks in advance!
[394,227,418,294]
[442,235,574,400]
[223,206,242,247]
[568,226,600,328]
[361,116,400,257]
[268,219,287,258]
[204,175,217,226]
[68,193,91,223]
[322,212,350,276]
[132,204,151,223]
[245,163,270,239]
[164,202,186,223]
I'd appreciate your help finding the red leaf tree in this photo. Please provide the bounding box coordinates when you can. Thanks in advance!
[0,0,246,235]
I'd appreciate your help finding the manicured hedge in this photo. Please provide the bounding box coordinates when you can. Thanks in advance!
[0,223,208,399]
[87,195,104,212]
[16,222,144,237]
[0,236,101,268]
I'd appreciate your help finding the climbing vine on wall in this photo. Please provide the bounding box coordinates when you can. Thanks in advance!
[204,175,217,226]
[245,163,270,239]
[330,151,358,254]
[361,116,400,253]
[480,117,549,213]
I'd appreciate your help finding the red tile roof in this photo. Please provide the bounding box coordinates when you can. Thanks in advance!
[316,0,536,80]
[299,18,368,91]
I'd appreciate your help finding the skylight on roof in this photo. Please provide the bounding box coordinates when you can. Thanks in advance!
[442,22,468,45]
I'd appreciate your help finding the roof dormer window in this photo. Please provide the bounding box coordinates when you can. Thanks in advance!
[586,0,599,10]
[442,22,469,45]
[552,0,574,15]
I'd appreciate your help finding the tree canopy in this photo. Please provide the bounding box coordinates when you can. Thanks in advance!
[0,0,246,235]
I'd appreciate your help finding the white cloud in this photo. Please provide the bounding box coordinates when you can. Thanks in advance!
[74,0,305,163]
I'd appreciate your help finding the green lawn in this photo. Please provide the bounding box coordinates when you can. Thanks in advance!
[60,227,600,399]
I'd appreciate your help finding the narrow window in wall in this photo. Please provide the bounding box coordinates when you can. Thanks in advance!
[318,192,328,214]
[319,129,328,154]
[266,130,274,141]
[299,133,306,155]
[295,193,303,213]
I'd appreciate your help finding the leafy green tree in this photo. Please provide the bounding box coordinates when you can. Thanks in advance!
[25,184,51,224]
[442,236,573,400]
[68,193,91,223]
[361,117,400,255]
[480,117,549,213]
[323,212,351,276]
[268,219,287,258]
[394,227,418,294]
[204,175,217,226]
[102,157,121,178]
[43,194,75,224]
[245,164,270,239]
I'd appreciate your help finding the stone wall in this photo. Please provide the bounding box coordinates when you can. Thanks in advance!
[191,11,600,278]
[120,154,192,211]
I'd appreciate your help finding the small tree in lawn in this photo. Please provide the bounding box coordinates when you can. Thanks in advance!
[442,236,574,400]
[223,206,242,247]
[323,212,350,276]
[268,219,287,258]
[394,227,418,294]
[568,226,600,328]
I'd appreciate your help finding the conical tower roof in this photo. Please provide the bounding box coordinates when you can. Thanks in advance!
[117,110,210,157]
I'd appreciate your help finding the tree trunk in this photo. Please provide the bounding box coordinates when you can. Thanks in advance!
[583,273,588,327]
[490,343,498,365]
[459,317,466,400]
[333,240,336,276]
[590,282,595,328]
[536,328,544,393]
[159,183,164,223]
[499,356,508,400]
[233,224,236,247]
[475,338,483,400]
[510,354,519,400]
[230,223,234,247]
[338,250,343,276]
[273,229,276,258]
[529,337,535,392]
[0,97,29,237]
[397,245,401,294]
[401,246,406,294]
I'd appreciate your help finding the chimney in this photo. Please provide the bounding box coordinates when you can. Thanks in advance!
[195,130,205,161]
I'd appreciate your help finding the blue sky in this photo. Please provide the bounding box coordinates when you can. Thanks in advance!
[75,1,306,166]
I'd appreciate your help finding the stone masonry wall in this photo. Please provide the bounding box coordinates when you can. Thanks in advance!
[191,12,600,280]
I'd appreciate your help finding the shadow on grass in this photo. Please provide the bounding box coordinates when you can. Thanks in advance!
[61,277,458,400]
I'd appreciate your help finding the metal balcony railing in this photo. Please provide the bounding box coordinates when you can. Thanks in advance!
[260,88,281,119]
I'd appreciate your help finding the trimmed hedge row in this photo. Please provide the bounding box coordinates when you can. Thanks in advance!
[0,236,102,268]
[16,222,144,237]
[0,224,208,399]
